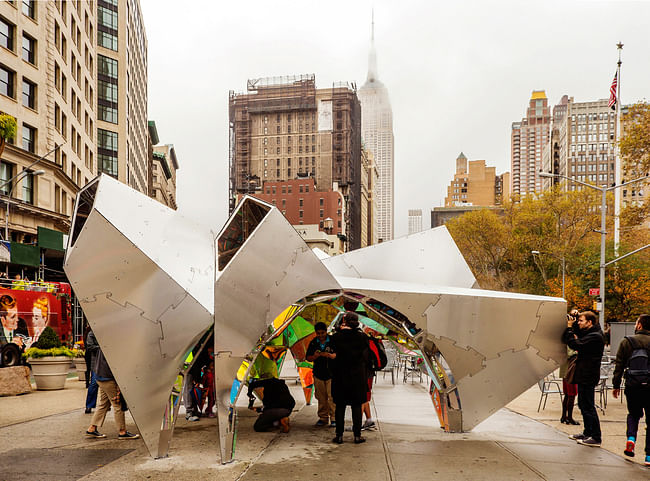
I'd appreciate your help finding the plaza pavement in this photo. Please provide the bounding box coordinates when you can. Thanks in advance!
[0,371,648,480]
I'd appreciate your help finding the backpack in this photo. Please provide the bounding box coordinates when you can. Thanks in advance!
[367,337,388,371]
[623,336,650,388]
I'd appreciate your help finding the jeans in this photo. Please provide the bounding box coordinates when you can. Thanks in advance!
[578,383,601,442]
[85,372,98,409]
[253,407,291,432]
[625,386,650,455]
[335,403,362,437]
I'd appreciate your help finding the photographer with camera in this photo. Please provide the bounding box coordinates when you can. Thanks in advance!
[562,310,605,448]
[560,309,580,426]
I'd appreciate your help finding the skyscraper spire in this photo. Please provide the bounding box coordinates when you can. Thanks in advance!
[367,9,378,83]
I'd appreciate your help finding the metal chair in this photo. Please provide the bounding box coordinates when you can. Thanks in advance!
[537,376,563,412]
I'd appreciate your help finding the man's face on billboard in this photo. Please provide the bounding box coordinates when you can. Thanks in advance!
[1,305,18,331]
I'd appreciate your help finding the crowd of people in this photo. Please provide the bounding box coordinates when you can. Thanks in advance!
[561,310,650,467]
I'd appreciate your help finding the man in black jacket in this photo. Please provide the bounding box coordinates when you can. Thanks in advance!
[612,314,650,465]
[562,311,605,447]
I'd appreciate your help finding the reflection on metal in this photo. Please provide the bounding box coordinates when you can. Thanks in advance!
[64,176,567,464]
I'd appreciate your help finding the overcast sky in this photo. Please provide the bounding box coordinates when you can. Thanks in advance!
[140,0,650,238]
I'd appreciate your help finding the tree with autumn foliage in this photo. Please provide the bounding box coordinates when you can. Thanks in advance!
[446,186,650,321]
[619,102,650,175]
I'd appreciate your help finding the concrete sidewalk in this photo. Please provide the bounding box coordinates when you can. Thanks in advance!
[0,374,648,480]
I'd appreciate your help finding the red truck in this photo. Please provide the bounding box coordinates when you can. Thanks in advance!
[0,281,73,367]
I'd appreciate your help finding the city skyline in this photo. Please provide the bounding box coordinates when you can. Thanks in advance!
[141,0,650,238]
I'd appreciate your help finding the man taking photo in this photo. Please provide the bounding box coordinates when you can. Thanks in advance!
[562,311,605,448]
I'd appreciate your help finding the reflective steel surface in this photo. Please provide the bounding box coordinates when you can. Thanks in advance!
[64,175,566,463]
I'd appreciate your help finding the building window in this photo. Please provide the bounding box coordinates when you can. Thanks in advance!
[22,78,35,109]
[22,124,35,152]
[0,17,14,51]
[0,64,15,98]
[98,3,118,51]
[97,128,118,177]
[22,1,35,19]
[319,198,324,206]
[22,34,35,64]
[98,79,117,123]
[0,161,13,195]
[22,171,34,204]
[98,54,118,79]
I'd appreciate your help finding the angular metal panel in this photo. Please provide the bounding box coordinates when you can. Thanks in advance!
[64,177,214,458]
[214,207,340,357]
[322,226,476,288]
[332,276,566,431]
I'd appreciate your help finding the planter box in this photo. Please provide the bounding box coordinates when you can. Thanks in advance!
[74,358,87,382]
[28,356,72,390]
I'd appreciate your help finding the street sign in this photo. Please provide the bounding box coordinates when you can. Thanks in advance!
[589,288,600,296]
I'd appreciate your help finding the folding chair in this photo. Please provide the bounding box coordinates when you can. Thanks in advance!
[537,376,563,412]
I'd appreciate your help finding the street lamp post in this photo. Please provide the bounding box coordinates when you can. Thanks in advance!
[539,171,650,329]
[4,169,45,240]
[531,250,565,298]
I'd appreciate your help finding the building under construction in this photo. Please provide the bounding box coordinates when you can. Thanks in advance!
[229,74,362,250]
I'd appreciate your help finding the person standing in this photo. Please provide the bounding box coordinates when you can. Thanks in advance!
[560,309,580,426]
[306,322,336,427]
[562,311,605,447]
[84,328,99,414]
[85,343,140,440]
[331,311,369,444]
[612,314,650,466]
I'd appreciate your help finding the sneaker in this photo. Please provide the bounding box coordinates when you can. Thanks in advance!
[118,431,140,440]
[315,419,328,427]
[645,455,650,467]
[187,415,199,422]
[624,438,635,457]
[84,408,93,414]
[280,417,290,433]
[85,430,106,438]
[362,419,376,429]
[569,433,586,441]
[330,421,336,428]
[577,437,601,447]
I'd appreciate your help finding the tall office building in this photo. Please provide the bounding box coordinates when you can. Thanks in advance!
[0,0,97,245]
[96,0,148,194]
[511,91,551,197]
[445,153,510,207]
[407,209,422,235]
[229,74,362,250]
[358,19,394,242]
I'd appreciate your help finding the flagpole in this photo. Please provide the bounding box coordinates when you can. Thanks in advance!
[613,42,623,257]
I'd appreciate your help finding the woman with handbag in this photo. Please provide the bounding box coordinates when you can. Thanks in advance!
[560,310,580,425]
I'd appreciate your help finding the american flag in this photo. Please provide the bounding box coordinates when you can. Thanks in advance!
[608,72,618,110]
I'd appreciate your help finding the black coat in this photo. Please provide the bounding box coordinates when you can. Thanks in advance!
[562,322,604,386]
[331,328,369,405]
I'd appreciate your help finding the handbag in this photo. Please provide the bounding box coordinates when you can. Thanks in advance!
[564,355,577,384]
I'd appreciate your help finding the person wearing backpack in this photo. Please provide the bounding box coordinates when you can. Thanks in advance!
[612,314,650,466]
[360,334,387,430]
[562,310,605,448]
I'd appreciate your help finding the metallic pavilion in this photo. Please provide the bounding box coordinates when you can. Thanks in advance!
[64,175,566,463]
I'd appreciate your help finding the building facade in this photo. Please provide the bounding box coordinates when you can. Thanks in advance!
[511,91,551,197]
[407,209,422,235]
[0,0,98,245]
[229,75,362,250]
[96,0,148,194]
[360,147,377,247]
[253,178,345,236]
[445,153,510,207]
[358,22,394,242]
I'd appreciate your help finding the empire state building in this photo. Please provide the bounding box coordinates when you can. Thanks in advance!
[358,18,394,242]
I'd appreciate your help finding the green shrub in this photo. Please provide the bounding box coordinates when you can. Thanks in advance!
[0,114,16,142]
[34,326,62,349]
[23,346,75,359]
